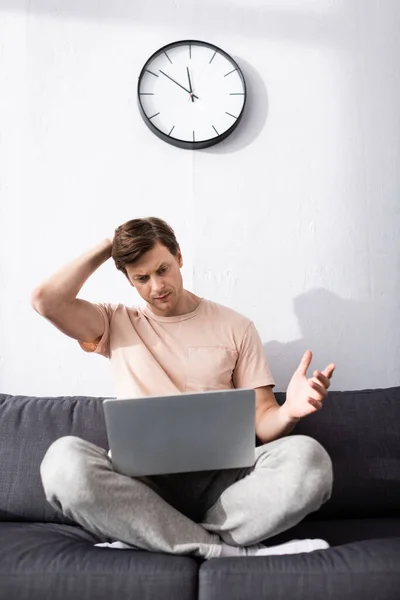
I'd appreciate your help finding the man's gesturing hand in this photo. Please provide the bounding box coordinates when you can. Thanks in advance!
[283,351,336,420]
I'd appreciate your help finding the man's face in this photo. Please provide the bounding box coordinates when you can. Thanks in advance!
[125,243,184,316]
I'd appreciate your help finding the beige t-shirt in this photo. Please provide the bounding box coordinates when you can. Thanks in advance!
[78,298,275,399]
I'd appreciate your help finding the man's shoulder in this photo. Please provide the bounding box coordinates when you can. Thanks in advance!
[201,299,253,330]
[95,302,140,320]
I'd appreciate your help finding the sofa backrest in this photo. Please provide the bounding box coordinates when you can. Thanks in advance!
[274,387,400,520]
[0,388,399,524]
[0,394,108,525]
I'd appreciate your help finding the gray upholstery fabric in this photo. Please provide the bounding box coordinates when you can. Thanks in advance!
[0,522,399,600]
[0,522,199,600]
[198,538,400,600]
[0,394,110,524]
[274,387,400,519]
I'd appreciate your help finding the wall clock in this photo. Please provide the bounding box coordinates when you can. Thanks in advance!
[137,40,247,149]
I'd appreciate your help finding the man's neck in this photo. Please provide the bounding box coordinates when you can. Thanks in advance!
[146,290,202,317]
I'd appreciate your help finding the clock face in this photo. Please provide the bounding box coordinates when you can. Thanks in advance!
[137,40,247,149]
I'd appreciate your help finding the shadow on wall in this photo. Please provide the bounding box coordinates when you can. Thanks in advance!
[263,288,399,393]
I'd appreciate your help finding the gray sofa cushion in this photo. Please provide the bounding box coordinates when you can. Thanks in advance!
[198,538,400,600]
[0,394,109,524]
[0,522,199,600]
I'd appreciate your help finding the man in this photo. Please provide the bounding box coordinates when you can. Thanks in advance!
[32,217,335,559]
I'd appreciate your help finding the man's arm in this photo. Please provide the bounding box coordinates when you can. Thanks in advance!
[255,386,299,443]
[255,351,336,444]
[30,236,114,344]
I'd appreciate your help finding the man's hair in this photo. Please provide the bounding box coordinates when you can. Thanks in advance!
[112,217,180,280]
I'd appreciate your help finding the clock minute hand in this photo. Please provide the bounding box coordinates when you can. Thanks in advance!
[159,69,199,99]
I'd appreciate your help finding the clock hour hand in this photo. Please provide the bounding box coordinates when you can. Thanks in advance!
[159,69,199,99]
[186,66,194,102]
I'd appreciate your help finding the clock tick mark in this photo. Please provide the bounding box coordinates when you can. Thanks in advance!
[193,131,195,142]
[145,69,159,77]
[209,51,217,64]
[164,51,172,64]
[139,93,155,95]
[212,125,219,136]
[224,68,237,77]
[230,93,244,95]
[149,112,160,120]
[168,125,175,136]
[226,112,238,119]
[189,44,191,59]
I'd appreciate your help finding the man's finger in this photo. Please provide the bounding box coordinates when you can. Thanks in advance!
[313,370,331,390]
[308,398,323,411]
[322,363,336,379]
[297,350,313,376]
[308,379,328,399]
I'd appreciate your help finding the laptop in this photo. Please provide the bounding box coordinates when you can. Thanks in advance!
[103,388,256,477]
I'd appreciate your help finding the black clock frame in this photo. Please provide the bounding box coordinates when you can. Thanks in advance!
[137,40,247,150]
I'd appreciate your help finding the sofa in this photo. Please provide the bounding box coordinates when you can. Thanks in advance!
[0,387,399,600]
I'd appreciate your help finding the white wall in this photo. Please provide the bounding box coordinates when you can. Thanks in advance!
[1,0,399,396]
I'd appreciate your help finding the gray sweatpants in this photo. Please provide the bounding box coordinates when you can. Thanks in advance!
[40,434,333,559]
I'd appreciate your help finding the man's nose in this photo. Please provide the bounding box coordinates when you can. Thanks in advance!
[151,276,165,293]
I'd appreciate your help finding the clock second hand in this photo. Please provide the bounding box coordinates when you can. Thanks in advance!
[159,69,199,100]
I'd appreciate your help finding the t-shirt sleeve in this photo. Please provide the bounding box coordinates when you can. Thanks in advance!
[232,322,275,389]
[77,302,115,359]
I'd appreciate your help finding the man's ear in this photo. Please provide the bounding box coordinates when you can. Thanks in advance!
[177,247,183,268]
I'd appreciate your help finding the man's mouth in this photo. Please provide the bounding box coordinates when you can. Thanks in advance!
[154,292,171,301]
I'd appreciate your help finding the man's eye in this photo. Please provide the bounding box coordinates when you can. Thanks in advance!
[139,277,148,283]
[159,267,167,274]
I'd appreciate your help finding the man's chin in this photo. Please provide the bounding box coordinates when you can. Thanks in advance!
[148,293,175,313]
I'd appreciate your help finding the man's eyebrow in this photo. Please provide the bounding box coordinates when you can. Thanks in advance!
[132,263,169,277]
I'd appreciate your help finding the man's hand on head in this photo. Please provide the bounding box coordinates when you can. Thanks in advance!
[283,351,336,420]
